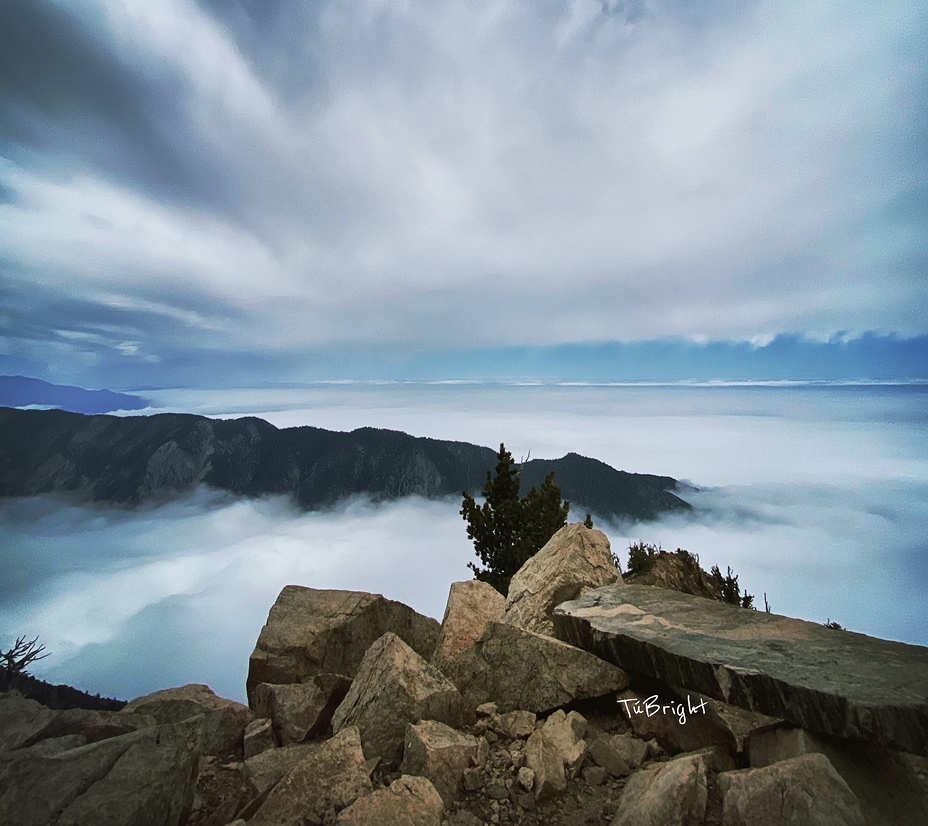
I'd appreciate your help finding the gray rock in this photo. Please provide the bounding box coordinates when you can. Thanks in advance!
[248,725,372,825]
[524,730,566,802]
[447,621,630,714]
[335,774,443,825]
[611,751,708,826]
[554,584,928,756]
[332,633,472,765]
[719,752,865,825]
[0,719,202,826]
[494,710,537,740]
[243,718,276,759]
[399,720,477,806]
[747,725,928,826]
[246,586,440,704]
[588,734,633,778]
[541,710,588,779]
[432,580,506,676]
[505,522,620,636]
[120,683,253,756]
[607,733,648,771]
[252,673,351,744]
[243,742,318,794]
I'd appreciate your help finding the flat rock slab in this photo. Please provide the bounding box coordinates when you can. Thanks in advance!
[553,585,928,756]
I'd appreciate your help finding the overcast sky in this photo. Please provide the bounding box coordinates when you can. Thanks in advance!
[1,1,925,386]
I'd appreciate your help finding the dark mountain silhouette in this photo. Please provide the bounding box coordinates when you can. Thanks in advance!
[0,407,691,522]
[0,375,148,414]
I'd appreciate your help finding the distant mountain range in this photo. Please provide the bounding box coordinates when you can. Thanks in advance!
[0,408,692,523]
[0,375,148,414]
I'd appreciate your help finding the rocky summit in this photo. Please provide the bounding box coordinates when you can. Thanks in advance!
[2,522,928,825]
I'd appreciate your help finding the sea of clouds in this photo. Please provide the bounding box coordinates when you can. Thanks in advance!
[2,383,926,703]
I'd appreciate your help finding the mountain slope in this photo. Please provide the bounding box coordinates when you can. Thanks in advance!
[0,375,148,414]
[0,408,691,521]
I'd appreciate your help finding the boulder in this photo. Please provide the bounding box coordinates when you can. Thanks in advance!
[541,710,588,779]
[399,720,477,806]
[243,718,276,759]
[0,719,202,826]
[588,735,634,778]
[247,725,372,826]
[252,673,351,744]
[446,621,630,713]
[493,709,537,740]
[120,684,253,757]
[554,584,928,756]
[331,633,472,765]
[246,586,440,704]
[431,580,505,675]
[505,522,620,636]
[719,752,865,825]
[243,742,318,795]
[747,725,928,826]
[189,755,254,826]
[335,774,443,825]
[608,733,648,770]
[524,730,566,802]
[611,751,708,826]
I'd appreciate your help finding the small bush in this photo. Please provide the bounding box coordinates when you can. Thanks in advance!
[627,541,661,576]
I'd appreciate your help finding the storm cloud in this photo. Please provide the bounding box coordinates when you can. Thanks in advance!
[1,1,925,386]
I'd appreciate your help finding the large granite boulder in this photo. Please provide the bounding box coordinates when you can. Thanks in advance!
[335,774,443,825]
[0,719,202,826]
[611,751,709,826]
[247,725,372,826]
[446,620,630,713]
[431,580,505,675]
[331,633,472,765]
[252,674,351,745]
[246,586,440,704]
[719,752,865,825]
[120,683,253,756]
[554,584,928,756]
[243,742,318,795]
[505,522,620,636]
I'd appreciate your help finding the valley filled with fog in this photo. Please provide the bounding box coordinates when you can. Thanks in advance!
[2,383,926,704]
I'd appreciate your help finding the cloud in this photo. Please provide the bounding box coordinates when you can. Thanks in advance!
[0,490,476,701]
[0,1,925,385]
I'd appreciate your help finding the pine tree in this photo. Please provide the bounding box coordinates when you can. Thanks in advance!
[461,443,570,595]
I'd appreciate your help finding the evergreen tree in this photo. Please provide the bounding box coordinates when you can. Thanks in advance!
[461,443,570,594]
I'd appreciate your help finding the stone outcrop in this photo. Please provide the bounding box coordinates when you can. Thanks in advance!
[444,620,630,713]
[504,523,620,636]
[252,673,350,745]
[719,752,865,825]
[331,632,472,765]
[4,536,928,825]
[246,587,440,703]
[119,683,253,756]
[431,580,505,675]
[554,583,928,756]
[247,725,372,826]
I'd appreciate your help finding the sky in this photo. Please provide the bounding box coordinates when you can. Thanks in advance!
[2,382,925,703]
[1,1,926,387]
